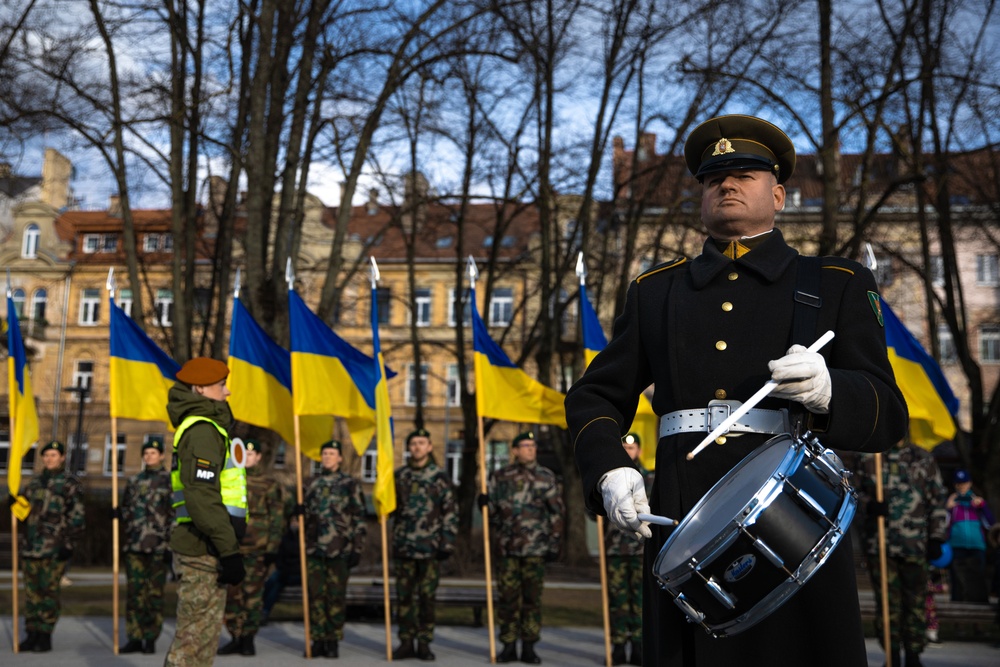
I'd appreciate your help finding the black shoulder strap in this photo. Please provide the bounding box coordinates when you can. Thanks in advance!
[791,256,822,347]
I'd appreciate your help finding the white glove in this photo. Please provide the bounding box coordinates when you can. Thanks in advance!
[768,344,832,414]
[598,467,652,539]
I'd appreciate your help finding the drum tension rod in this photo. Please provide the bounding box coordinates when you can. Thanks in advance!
[779,476,837,529]
[738,525,795,579]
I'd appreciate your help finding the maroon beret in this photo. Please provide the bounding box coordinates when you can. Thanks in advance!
[176,357,230,386]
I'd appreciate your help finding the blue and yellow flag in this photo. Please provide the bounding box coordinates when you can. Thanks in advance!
[109,296,180,423]
[471,286,567,427]
[370,284,396,517]
[580,284,658,469]
[883,300,958,449]
[7,295,38,518]
[228,298,333,460]
[289,290,380,455]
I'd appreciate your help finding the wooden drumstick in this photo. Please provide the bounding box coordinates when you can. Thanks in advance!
[686,330,836,461]
[637,512,678,527]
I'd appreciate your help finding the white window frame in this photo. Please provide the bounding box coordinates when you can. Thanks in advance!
[489,287,514,327]
[79,288,101,325]
[68,433,88,476]
[445,441,462,485]
[22,223,40,258]
[979,324,1000,363]
[449,288,472,327]
[405,363,429,406]
[446,364,462,406]
[11,288,25,317]
[72,361,95,401]
[162,234,174,251]
[118,288,133,317]
[938,324,957,364]
[976,254,999,286]
[104,433,127,476]
[155,289,174,326]
[930,255,945,287]
[31,289,47,323]
[83,234,101,253]
[0,435,37,475]
[414,288,432,327]
[102,233,118,253]
[143,233,161,252]
[361,444,377,482]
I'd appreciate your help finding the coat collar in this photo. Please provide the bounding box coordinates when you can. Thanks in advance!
[689,228,798,289]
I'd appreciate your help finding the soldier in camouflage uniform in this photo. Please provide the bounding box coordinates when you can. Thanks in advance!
[17,439,85,653]
[119,437,173,654]
[856,440,949,667]
[218,439,284,657]
[604,434,652,666]
[391,428,458,661]
[487,431,564,665]
[304,439,367,658]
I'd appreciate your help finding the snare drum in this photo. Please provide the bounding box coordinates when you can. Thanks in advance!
[652,432,856,638]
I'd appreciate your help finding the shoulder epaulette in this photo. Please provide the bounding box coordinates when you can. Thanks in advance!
[819,255,861,276]
[636,258,687,283]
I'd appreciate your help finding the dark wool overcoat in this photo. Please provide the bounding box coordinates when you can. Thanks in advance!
[567,229,908,667]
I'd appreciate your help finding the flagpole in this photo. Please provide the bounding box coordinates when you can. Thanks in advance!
[596,516,612,667]
[380,515,392,661]
[294,414,313,658]
[105,270,122,653]
[477,414,497,664]
[9,407,20,654]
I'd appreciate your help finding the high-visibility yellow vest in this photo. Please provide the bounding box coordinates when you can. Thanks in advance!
[171,416,247,523]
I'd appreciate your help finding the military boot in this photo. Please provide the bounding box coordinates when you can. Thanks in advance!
[611,643,626,665]
[218,635,242,655]
[19,631,38,652]
[120,638,144,653]
[416,641,435,661]
[33,632,52,652]
[629,639,642,665]
[520,641,541,664]
[325,639,339,658]
[394,639,416,659]
[307,639,327,658]
[142,639,156,654]
[904,652,924,667]
[240,634,256,656]
[497,642,518,663]
[883,648,901,667]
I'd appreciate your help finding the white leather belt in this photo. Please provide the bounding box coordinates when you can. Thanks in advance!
[659,400,789,439]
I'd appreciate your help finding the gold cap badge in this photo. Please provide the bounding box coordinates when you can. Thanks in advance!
[712,138,735,156]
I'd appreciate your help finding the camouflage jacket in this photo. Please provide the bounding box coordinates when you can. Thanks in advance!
[240,465,284,555]
[489,461,564,558]
[392,459,458,560]
[603,463,654,557]
[122,465,173,554]
[304,469,367,559]
[856,444,949,559]
[19,466,86,559]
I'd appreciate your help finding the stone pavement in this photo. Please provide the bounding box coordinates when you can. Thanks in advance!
[1,616,999,666]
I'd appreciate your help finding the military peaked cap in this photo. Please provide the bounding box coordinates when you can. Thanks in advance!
[685,114,796,184]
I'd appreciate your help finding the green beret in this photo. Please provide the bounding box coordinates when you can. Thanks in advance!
[143,437,164,453]
[245,439,262,453]
[176,357,230,386]
[512,431,535,447]
[41,440,66,455]
[623,433,641,446]
[320,439,342,452]
[685,114,796,184]
[406,428,432,444]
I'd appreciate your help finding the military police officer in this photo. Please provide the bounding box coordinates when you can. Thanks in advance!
[857,441,949,667]
[219,439,284,657]
[488,431,564,664]
[304,439,367,658]
[392,428,458,661]
[120,436,173,654]
[17,439,85,653]
[604,433,652,666]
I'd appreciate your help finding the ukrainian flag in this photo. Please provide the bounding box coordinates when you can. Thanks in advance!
[370,284,396,517]
[109,296,180,423]
[228,298,333,460]
[471,286,567,427]
[883,300,958,449]
[7,295,38,518]
[579,284,658,469]
[289,290,379,455]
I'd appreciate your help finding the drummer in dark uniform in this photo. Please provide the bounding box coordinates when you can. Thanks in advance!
[566,114,907,667]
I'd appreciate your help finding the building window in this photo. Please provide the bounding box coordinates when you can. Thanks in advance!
[361,443,377,483]
[102,234,118,253]
[79,288,101,325]
[68,434,88,475]
[938,324,957,363]
[976,254,999,286]
[375,287,391,325]
[979,324,1000,363]
[446,364,461,406]
[406,363,429,406]
[118,288,133,317]
[155,289,174,326]
[31,289,47,323]
[194,287,211,324]
[413,288,431,327]
[874,255,893,287]
[72,361,95,401]
[449,288,472,327]
[83,234,101,253]
[162,234,174,251]
[445,441,462,485]
[143,234,161,252]
[22,224,40,258]
[489,287,513,327]
[930,255,945,287]
[485,440,509,475]
[11,288,25,317]
[0,433,38,474]
[104,433,127,476]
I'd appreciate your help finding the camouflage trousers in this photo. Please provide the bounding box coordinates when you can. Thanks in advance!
[224,553,270,637]
[396,557,440,643]
[606,555,642,644]
[307,555,350,641]
[124,552,168,641]
[867,554,928,655]
[496,556,545,644]
[165,553,227,667]
[22,556,68,633]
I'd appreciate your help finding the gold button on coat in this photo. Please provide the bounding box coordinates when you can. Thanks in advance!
[728,272,739,281]
[716,341,727,351]
[722,302,733,312]
[715,389,727,399]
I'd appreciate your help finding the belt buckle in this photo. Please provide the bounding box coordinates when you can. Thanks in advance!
[706,400,743,438]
